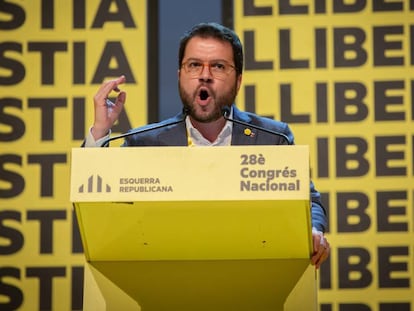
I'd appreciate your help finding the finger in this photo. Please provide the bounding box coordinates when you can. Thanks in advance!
[110,91,126,116]
[115,91,126,106]
[313,242,330,269]
[96,76,126,103]
[111,75,126,93]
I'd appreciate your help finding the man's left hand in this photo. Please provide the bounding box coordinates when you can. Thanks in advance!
[311,228,330,269]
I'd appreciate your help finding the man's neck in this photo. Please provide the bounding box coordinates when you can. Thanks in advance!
[189,117,226,143]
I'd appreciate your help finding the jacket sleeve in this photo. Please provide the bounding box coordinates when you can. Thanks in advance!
[310,180,328,232]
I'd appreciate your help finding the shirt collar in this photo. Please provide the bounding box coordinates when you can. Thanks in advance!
[185,107,233,146]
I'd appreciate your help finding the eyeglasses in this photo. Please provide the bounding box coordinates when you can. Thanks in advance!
[181,59,236,80]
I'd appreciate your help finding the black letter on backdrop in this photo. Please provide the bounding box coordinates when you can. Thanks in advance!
[91,41,136,83]
[92,0,136,28]
[374,81,405,121]
[279,30,309,69]
[0,267,23,310]
[72,97,86,140]
[73,42,86,84]
[28,42,68,84]
[243,0,272,15]
[0,98,25,141]
[73,0,86,28]
[280,84,310,123]
[334,28,367,67]
[375,136,406,176]
[41,0,54,28]
[27,154,67,197]
[26,267,66,310]
[0,42,25,85]
[337,192,370,232]
[379,303,411,311]
[338,247,372,289]
[412,81,414,121]
[28,98,67,141]
[339,304,371,311]
[0,1,25,30]
[373,0,404,11]
[72,210,83,253]
[317,138,329,177]
[336,137,369,177]
[378,247,409,288]
[316,83,328,122]
[0,154,25,198]
[244,85,256,113]
[27,210,67,254]
[71,266,84,310]
[335,82,368,122]
[244,31,273,70]
[377,191,408,232]
[0,211,24,255]
[315,29,327,68]
[279,0,308,14]
[374,26,404,66]
[333,0,366,13]
[319,251,332,289]
[411,26,414,66]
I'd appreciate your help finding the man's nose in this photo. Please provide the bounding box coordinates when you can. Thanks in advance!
[199,63,213,80]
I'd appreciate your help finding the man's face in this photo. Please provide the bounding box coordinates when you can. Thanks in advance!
[178,36,242,123]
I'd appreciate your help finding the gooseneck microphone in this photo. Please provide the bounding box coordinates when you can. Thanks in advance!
[221,106,292,145]
[100,108,188,147]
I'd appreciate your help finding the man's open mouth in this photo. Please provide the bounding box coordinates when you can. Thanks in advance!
[199,89,210,100]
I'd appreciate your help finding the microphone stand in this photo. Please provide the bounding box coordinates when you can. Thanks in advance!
[100,111,187,147]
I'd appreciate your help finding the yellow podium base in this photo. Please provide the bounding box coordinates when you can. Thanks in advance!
[72,146,317,310]
[83,260,316,311]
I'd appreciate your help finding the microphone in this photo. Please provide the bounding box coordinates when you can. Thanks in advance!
[221,106,292,145]
[100,108,188,147]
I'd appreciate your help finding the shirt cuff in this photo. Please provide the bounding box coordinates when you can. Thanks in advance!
[84,127,111,147]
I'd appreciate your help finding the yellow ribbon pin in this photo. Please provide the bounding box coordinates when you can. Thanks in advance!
[244,128,252,136]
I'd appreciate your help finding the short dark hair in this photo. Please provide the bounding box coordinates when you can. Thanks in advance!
[178,22,243,76]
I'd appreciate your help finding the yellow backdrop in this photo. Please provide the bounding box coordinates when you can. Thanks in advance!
[234,1,414,310]
[0,1,146,310]
[1,0,413,310]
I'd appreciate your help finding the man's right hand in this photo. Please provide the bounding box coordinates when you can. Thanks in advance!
[91,75,127,140]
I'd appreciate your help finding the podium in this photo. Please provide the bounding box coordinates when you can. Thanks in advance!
[70,146,317,311]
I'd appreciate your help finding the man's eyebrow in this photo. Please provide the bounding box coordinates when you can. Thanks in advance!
[185,58,231,63]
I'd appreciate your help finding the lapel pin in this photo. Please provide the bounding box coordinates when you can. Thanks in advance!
[244,128,255,137]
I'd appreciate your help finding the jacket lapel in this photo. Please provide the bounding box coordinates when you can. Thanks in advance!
[157,120,188,146]
[231,106,259,146]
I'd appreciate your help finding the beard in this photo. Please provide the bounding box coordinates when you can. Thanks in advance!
[179,82,238,123]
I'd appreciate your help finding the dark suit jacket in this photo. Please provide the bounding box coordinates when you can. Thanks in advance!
[122,105,327,232]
